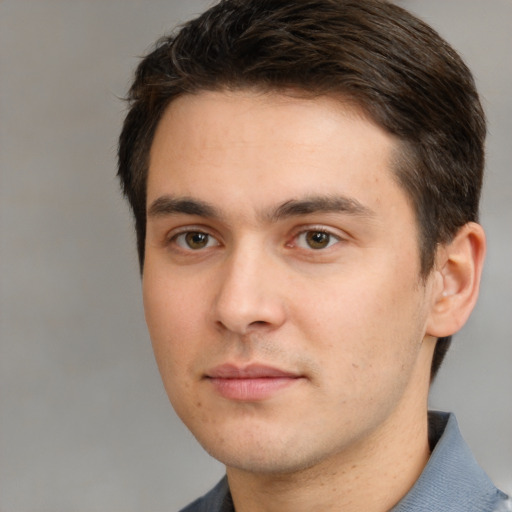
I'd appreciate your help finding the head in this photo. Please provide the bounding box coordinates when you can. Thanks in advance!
[118,1,485,391]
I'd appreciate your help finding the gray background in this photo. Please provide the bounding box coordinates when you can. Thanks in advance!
[0,1,510,510]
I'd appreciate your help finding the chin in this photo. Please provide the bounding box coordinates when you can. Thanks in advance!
[208,446,309,475]
[192,424,334,476]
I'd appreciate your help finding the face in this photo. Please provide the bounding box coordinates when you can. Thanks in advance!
[143,90,437,475]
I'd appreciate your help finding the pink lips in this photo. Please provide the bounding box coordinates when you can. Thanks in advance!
[206,364,302,401]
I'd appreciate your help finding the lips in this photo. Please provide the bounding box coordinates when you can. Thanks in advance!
[205,364,302,401]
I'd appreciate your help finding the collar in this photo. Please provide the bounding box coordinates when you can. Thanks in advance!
[391,411,508,511]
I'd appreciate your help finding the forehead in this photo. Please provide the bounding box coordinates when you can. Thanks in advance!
[147,89,409,222]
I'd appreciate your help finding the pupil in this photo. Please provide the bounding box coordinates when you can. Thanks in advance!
[307,231,329,249]
[186,232,207,248]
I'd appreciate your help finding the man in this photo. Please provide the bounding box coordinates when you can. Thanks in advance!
[117,0,510,510]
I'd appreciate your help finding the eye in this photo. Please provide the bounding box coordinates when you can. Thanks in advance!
[173,231,219,250]
[294,230,340,250]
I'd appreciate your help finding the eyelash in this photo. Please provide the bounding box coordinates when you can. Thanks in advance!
[168,229,220,251]
[288,227,343,251]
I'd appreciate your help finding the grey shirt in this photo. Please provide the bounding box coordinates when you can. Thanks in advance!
[180,412,510,512]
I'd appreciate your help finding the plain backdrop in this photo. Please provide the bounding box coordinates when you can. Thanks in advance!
[0,1,510,510]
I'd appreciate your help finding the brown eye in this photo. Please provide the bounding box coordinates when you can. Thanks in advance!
[186,232,209,249]
[294,230,340,250]
[305,231,331,249]
[174,231,219,250]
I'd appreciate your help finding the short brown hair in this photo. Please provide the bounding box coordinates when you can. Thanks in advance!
[118,0,486,378]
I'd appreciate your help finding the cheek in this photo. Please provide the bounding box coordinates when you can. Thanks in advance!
[297,269,425,369]
[144,260,210,330]
[143,278,209,425]
[143,271,205,376]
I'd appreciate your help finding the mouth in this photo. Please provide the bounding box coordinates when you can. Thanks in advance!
[205,364,304,401]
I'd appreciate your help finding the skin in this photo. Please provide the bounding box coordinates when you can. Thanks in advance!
[143,90,485,512]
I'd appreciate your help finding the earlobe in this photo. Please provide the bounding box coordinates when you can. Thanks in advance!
[426,222,486,338]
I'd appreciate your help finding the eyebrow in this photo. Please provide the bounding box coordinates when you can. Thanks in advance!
[147,194,375,221]
[268,195,375,221]
[148,196,220,219]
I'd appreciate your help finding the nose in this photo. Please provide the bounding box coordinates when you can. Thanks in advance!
[212,243,287,335]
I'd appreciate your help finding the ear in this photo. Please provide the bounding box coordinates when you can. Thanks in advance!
[426,222,486,338]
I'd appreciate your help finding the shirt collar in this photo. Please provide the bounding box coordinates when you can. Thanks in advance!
[391,411,506,511]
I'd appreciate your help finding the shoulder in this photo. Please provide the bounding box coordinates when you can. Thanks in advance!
[179,476,233,512]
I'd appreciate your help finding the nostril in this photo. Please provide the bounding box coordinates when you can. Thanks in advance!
[249,321,269,327]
